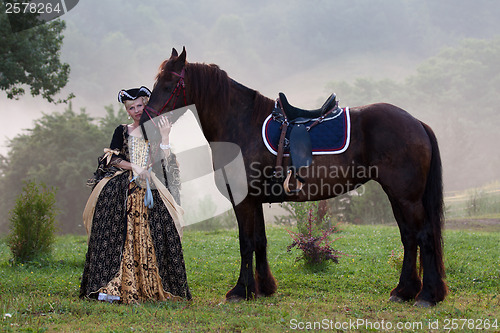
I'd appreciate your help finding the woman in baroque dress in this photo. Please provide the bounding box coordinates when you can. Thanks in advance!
[80,86,191,303]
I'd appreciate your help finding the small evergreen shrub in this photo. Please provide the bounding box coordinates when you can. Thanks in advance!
[7,181,58,263]
[287,208,343,266]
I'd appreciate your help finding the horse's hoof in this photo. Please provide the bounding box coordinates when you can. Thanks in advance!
[389,295,405,303]
[414,300,435,308]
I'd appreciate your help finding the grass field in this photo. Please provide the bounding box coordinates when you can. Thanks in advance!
[0,223,498,332]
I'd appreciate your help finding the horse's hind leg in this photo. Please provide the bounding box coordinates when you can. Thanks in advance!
[415,214,448,306]
[386,193,447,306]
[388,197,423,302]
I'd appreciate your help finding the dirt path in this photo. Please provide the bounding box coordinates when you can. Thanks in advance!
[445,218,500,232]
[264,203,500,232]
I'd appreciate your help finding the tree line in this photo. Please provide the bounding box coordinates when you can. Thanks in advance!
[325,37,500,191]
[0,105,128,234]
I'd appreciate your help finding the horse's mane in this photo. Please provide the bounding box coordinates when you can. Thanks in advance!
[157,60,273,118]
[254,90,274,117]
[184,62,231,115]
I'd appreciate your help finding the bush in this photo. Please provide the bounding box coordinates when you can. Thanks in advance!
[287,206,343,266]
[7,181,58,263]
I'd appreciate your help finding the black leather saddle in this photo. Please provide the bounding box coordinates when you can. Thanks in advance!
[278,92,337,121]
[271,91,340,193]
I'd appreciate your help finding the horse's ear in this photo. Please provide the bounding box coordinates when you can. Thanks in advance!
[172,47,187,73]
[178,46,187,64]
[170,48,178,58]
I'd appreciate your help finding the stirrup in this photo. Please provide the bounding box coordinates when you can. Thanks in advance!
[283,170,304,194]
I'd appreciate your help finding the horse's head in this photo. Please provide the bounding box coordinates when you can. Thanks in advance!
[141,47,236,143]
[139,47,189,142]
[140,47,188,129]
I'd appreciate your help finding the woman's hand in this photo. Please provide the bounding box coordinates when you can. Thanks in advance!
[132,164,150,182]
[158,115,172,143]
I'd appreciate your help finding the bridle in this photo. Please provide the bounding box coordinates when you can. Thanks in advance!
[143,67,187,121]
[140,67,188,168]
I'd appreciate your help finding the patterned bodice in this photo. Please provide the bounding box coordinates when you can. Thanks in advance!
[128,135,150,177]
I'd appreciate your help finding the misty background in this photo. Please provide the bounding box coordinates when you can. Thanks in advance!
[1,0,500,233]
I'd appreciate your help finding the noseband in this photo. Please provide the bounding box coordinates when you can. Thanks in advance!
[144,68,187,121]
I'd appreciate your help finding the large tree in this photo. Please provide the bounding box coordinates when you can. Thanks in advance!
[0,9,70,103]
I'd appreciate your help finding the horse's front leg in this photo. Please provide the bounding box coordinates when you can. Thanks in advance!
[226,198,257,301]
[254,203,277,297]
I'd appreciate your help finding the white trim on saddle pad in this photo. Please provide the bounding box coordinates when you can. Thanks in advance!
[261,107,351,156]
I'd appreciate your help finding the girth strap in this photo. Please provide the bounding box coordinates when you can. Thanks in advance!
[273,99,288,180]
[272,98,306,194]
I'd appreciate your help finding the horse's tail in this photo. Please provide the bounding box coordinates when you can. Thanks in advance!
[420,122,446,279]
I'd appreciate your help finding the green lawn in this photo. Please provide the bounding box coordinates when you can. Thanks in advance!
[0,224,498,332]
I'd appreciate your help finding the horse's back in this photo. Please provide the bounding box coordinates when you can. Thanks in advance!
[350,103,433,188]
[353,102,431,149]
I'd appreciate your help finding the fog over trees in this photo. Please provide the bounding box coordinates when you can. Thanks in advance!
[1,0,499,232]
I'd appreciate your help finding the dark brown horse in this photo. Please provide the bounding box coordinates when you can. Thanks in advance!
[141,47,447,307]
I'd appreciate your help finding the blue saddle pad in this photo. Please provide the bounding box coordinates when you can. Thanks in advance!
[262,107,350,156]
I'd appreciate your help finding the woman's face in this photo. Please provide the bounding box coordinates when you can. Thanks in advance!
[126,98,145,122]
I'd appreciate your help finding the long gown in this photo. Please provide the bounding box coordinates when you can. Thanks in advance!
[80,125,191,303]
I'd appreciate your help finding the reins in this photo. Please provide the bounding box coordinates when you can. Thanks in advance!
[144,68,187,122]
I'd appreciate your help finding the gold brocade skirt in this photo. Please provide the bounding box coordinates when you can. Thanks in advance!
[98,185,182,303]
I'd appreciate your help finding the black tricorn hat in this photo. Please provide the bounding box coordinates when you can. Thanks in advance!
[118,86,151,103]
